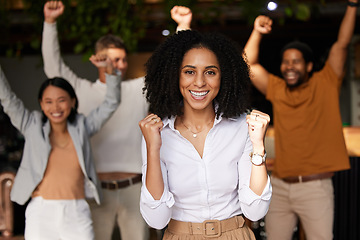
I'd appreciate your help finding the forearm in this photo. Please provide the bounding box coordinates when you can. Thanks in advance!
[244,30,263,65]
[328,1,358,77]
[249,145,267,195]
[85,74,120,135]
[42,22,62,78]
[145,149,164,200]
[238,147,271,222]
[337,2,358,48]
[249,165,268,195]
[42,22,81,85]
[0,66,30,133]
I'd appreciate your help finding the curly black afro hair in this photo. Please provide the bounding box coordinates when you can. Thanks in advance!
[143,30,251,119]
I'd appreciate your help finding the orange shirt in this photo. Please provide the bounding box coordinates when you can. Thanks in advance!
[266,61,350,178]
[32,139,85,200]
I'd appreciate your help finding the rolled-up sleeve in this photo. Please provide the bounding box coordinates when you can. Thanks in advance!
[237,134,272,221]
[238,176,272,221]
[139,138,175,229]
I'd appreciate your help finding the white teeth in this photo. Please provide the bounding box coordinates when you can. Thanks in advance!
[190,90,208,97]
[286,72,296,78]
[52,113,61,117]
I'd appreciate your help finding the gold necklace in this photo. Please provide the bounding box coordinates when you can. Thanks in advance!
[180,117,213,138]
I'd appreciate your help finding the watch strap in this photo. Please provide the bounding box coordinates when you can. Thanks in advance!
[348,1,359,7]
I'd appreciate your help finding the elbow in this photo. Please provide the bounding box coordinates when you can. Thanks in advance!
[140,198,172,230]
[241,199,271,222]
[43,65,56,79]
[146,219,168,230]
[140,208,170,230]
[243,208,269,222]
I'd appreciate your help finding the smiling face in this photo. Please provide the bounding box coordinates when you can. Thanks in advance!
[40,85,75,126]
[280,48,313,88]
[179,47,221,112]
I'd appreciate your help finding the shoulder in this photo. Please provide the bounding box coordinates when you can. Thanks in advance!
[70,113,86,126]
[268,73,285,86]
[122,76,146,98]
[123,76,145,86]
[28,111,44,126]
[266,73,287,99]
[312,61,337,78]
[217,113,247,129]
[310,61,340,85]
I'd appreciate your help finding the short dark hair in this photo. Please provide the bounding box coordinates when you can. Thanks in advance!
[143,30,251,119]
[38,77,78,123]
[281,40,314,63]
[95,34,128,54]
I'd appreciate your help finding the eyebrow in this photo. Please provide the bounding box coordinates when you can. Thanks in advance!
[43,96,67,101]
[181,65,219,69]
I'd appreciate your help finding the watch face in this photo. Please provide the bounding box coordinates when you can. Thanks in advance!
[252,155,264,165]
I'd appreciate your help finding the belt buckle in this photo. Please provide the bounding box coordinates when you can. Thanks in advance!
[111,180,118,189]
[298,176,303,183]
[202,220,221,238]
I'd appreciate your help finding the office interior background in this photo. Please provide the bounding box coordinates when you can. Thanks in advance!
[0,0,359,239]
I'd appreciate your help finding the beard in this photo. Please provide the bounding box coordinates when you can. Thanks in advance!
[282,70,306,89]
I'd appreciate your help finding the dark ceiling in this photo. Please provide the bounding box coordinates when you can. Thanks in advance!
[2,1,359,55]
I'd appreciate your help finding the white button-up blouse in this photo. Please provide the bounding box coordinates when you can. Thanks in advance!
[140,113,272,230]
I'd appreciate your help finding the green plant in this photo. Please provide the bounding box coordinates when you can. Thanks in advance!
[0,0,331,58]
[23,0,147,59]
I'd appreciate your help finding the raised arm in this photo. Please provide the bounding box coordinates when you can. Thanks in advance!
[42,1,84,87]
[327,0,358,78]
[85,55,121,136]
[246,110,270,196]
[244,15,273,95]
[235,110,272,221]
[138,114,164,201]
[171,6,192,32]
[139,114,172,229]
[0,66,32,134]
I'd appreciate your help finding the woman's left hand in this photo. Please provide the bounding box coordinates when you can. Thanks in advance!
[246,110,270,152]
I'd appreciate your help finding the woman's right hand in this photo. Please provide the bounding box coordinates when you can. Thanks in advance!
[139,114,163,151]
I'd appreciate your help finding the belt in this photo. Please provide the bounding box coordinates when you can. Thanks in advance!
[282,172,334,184]
[167,215,245,238]
[101,174,142,190]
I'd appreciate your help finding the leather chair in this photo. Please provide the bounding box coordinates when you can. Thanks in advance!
[0,172,15,237]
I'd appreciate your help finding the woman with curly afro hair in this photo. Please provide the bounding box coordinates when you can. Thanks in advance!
[139,30,272,240]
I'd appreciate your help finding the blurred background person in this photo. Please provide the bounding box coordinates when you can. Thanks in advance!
[244,1,358,239]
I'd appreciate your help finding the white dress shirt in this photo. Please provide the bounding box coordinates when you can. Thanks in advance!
[140,113,272,229]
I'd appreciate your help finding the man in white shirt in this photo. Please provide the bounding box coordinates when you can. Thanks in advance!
[42,1,192,239]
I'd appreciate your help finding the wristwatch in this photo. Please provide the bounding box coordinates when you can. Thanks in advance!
[250,152,266,166]
[348,1,359,7]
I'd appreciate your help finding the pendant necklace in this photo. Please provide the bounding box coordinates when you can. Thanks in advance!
[180,117,213,138]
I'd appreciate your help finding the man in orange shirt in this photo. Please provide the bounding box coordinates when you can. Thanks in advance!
[244,1,358,239]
